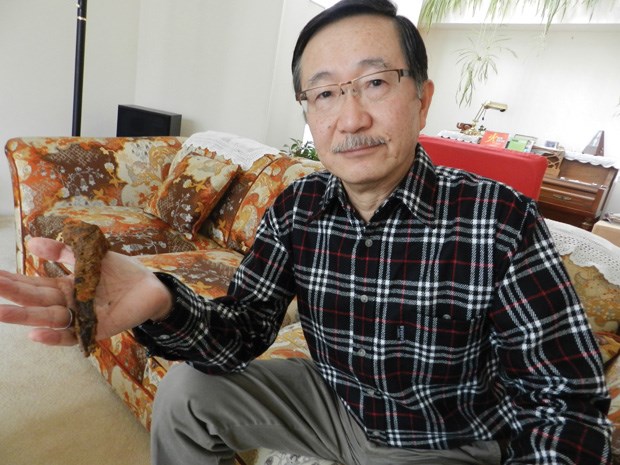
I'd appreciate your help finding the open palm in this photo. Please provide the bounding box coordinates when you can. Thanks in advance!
[0,237,171,347]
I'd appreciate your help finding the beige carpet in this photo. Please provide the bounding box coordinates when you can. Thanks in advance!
[0,216,151,465]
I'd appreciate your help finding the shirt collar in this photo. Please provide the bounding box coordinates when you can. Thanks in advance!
[393,144,437,226]
[313,144,438,226]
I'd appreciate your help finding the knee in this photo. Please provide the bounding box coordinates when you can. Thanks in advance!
[153,363,191,426]
[152,363,223,429]
[151,364,239,463]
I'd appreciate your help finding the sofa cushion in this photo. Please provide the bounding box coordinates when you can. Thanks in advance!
[595,332,620,365]
[562,256,620,334]
[202,155,324,254]
[147,144,179,180]
[27,205,218,256]
[202,155,280,249]
[137,249,244,297]
[146,156,241,239]
[255,323,310,360]
[226,157,323,254]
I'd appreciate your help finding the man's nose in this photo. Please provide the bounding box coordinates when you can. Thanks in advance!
[335,86,371,132]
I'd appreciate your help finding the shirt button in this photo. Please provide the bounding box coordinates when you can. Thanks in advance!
[364,238,373,247]
[442,314,451,320]
[357,348,367,357]
[360,295,369,303]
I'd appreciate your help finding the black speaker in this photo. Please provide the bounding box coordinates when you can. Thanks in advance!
[116,105,182,137]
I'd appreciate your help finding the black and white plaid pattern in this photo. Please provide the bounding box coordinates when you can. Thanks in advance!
[138,145,612,463]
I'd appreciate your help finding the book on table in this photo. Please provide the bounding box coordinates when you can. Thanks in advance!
[479,131,510,149]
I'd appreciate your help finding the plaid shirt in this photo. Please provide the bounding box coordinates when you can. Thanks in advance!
[137,145,612,463]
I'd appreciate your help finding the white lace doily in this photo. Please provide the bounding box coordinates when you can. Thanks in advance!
[436,129,481,144]
[546,219,620,286]
[564,151,619,168]
[183,131,280,170]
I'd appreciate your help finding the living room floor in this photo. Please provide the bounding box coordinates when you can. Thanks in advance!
[0,215,151,465]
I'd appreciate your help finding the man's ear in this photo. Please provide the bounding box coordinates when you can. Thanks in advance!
[418,80,435,130]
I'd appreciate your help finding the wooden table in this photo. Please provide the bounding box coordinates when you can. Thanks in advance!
[538,157,618,230]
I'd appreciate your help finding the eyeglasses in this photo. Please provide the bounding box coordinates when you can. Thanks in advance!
[296,68,413,116]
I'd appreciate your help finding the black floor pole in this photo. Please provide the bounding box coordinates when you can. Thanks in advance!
[72,0,87,136]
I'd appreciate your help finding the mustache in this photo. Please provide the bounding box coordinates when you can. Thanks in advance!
[331,135,386,153]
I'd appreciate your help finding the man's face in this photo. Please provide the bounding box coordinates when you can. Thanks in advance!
[299,14,434,195]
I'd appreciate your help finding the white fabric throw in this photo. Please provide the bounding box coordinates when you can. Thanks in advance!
[183,131,280,170]
[546,218,620,285]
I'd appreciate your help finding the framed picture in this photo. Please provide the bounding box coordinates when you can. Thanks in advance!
[508,134,537,152]
[536,139,560,150]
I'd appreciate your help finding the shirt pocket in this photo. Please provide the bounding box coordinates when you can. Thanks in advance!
[382,312,488,398]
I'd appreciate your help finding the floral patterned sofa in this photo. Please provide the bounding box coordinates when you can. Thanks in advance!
[5,136,620,464]
[4,135,333,465]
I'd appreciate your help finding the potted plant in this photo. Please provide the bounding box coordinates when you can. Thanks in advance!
[282,138,319,161]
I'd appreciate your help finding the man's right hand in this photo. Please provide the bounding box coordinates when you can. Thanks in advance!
[0,237,172,347]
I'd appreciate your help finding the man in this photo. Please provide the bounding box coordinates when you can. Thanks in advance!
[0,0,612,463]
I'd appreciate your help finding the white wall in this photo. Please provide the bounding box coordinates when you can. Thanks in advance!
[2,1,619,216]
[422,24,620,212]
[265,0,324,148]
[133,0,282,142]
[131,0,320,147]
[0,0,74,216]
[0,0,140,215]
[80,0,141,136]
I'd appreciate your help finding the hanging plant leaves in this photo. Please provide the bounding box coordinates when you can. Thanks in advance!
[419,0,604,31]
[454,30,517,107]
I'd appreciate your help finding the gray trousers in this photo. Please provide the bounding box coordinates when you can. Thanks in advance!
[151,358,502,465]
